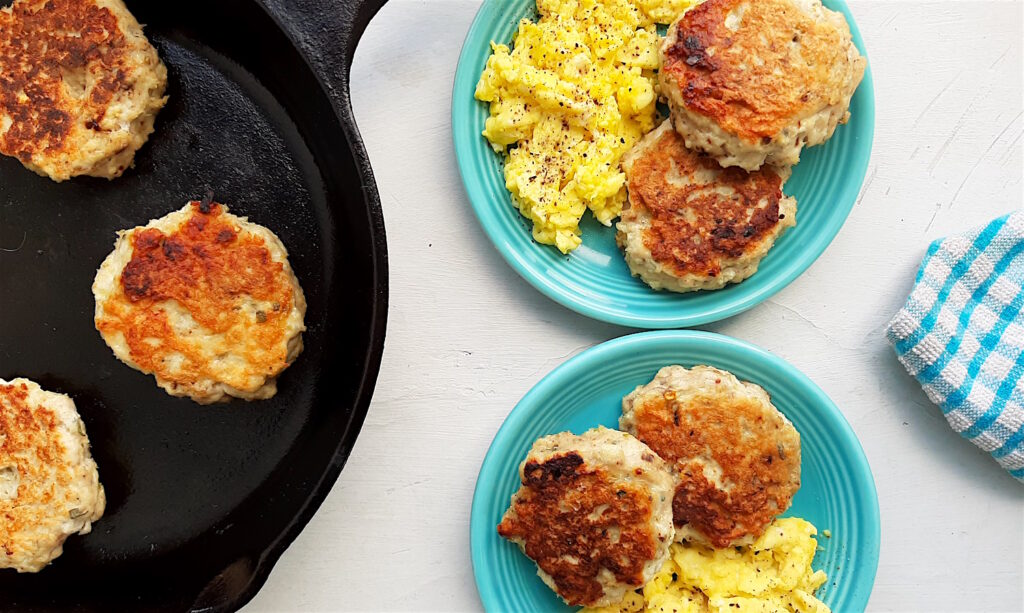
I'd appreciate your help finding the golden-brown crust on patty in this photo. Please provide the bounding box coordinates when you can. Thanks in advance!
[0,382,68,558]
[0,0,166,180]
[94,202,301,400]
[622,121,790,280]
[0,378,105,572]
[497,452,659,606]
[625,371,800,548]
[661,0,858,142]
[0,0,119,159]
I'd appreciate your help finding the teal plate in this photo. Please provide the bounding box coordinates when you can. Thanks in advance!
[471,331,880,611]
[452,0,875,328]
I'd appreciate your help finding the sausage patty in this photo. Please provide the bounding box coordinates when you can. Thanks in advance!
[0,378,105,572]
[92,201,307,404]
[618,120,796,292]
[659,0,865,170]
[621,366,801,548]
[498,427,676,607]
[0,0,167,181]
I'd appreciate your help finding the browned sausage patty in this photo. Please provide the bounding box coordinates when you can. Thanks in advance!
[497,428,676,607]
[0,0,167,181]
[617,120,795,292]
[92,202,307,404]
[621,366,800,548]
[0,378,105,572]
[659,0,865,170]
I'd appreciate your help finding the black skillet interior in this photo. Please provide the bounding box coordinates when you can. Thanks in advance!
[0,0,388,610]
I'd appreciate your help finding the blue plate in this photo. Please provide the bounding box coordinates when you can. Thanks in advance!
[452,0,874,328]
[471,331,880,611]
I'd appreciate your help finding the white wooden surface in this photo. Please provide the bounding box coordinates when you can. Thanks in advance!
[247,1,1024,611]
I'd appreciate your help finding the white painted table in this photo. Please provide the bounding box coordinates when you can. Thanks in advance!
[247,1,1024,611]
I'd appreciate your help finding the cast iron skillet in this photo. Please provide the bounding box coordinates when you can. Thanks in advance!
[0,0,389,610]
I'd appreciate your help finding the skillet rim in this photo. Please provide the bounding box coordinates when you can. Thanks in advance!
[196,0,391,610]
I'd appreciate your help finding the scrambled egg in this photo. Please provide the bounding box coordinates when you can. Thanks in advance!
[475,0,697,253]
[586,518,832,613]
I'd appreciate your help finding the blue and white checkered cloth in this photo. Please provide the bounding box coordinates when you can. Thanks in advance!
[887,211,1024,482]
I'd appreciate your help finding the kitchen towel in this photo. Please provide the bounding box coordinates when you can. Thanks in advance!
[887,211,1024,482]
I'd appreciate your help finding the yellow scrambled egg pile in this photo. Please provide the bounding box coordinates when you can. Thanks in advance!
[586,518,832,613]
[475,0,697,253]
